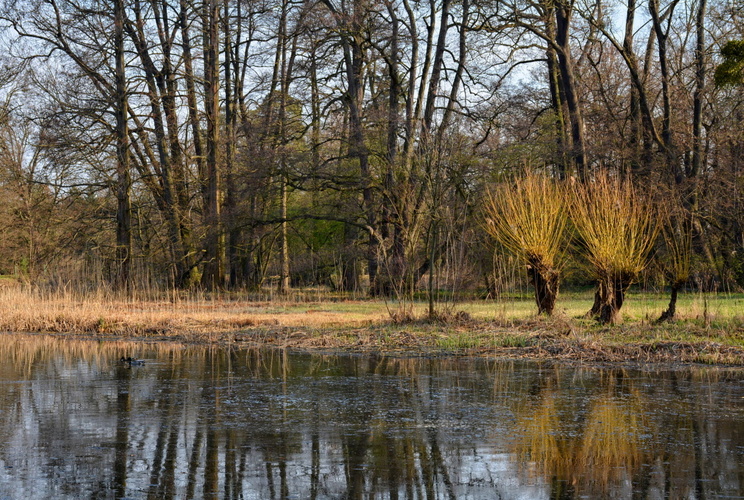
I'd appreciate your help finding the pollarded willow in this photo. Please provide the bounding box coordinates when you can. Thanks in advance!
[570,173,660,324]
[484,172,570,315]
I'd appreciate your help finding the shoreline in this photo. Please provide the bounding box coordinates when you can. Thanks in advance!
[0,287,742,365]
[13,319,744,366]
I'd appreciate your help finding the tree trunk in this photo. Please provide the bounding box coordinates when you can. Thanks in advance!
[179,0,206,200]
[438,0,469,139]
[554,2,587,180]
[276,0,294,295]
[422,0,450,133]
[321,0,379,295]
[587,285,602,318]
[157,0,198,287]
[223,0,239,289]
[126,0,192,287]
[202,0,225,290]
[547,40,569,178]
[428,222,438,319]
[649,0,682,184]
[375,0,403,298]
[595,276,631,325]
[657,283,679,323]
[623,0,643,175]
[527,260,559,316]
[114,0,131,290]
[687,0,706,204]
[279,175,290,293]
[543,0,569,177]
[340,223,360,293]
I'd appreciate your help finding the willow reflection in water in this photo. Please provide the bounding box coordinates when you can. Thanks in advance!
[0,335,742,499]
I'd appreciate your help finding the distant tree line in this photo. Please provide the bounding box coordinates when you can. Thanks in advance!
[0,0,742,298]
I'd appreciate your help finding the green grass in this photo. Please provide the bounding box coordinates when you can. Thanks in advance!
[184,285,744,328]
[447,289,743,323]
[433,328,534,350]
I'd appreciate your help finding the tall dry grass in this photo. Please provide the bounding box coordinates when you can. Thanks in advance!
[484,172,569,315]
[570,173,660,324]
[0,284,386,338]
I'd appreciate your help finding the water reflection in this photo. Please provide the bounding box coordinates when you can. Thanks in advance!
[0,335,742,499]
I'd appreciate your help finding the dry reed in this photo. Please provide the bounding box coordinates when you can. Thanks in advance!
[0,286,385,339]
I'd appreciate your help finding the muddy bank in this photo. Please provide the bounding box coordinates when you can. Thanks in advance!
[36,319,744,366]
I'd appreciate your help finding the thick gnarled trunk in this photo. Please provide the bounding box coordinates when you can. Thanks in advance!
[588,276,632,325]
[527,260,559,316]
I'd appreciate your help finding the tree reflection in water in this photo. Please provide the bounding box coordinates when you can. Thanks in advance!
[512,370,647,497]
[0,334,742,499]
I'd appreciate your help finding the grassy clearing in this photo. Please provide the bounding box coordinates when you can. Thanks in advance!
[0,285,742,364]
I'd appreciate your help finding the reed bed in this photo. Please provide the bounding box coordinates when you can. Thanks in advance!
[0,286,389,338]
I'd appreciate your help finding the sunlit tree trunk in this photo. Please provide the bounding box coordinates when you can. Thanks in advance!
[690,0,706,181]
[321,0,379,295]
[438,0,469,139]
[126,0,194,287]
[179,0,206,200]
[277,0,291,294]
[157,0,198,287]
[223,0,234,287]
[422,0,449,133]
[547,34,569,178]
[375,0,402,297]
[623,0,644,174]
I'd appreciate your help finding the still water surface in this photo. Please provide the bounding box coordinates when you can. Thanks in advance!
[0,336,742,499]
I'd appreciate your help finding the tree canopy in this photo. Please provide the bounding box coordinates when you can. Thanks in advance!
[0,0,741,299]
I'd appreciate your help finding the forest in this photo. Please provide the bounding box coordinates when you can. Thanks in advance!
[0,0,742,312]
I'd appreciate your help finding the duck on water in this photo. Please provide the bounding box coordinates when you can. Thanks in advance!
[120,356,145,366]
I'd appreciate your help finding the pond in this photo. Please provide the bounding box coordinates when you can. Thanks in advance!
[0,335,742,499]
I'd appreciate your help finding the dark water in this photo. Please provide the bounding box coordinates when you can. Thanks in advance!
[0,338,742,499]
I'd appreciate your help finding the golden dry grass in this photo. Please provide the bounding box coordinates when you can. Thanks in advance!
[0,286,388,338]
